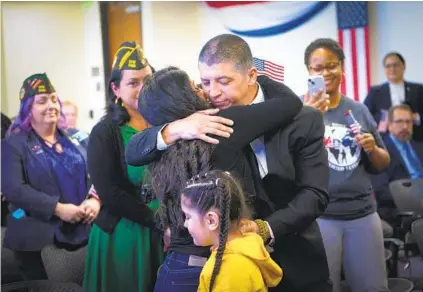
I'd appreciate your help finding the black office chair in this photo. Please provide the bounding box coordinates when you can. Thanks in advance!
[402,210,423,291]
[1,280,82,292]
[387,278,415,292]
[389,179,422,254]
[382,219,394,238]
[1,227,24,284]
[411,218,423,257]
[384,237,403,277]
[389,178,423,218]
[340,278,414,292]
[41,245,87,286]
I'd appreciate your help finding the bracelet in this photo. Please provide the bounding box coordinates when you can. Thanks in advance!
[88,193,101,203]
[254,219,270,244]
[87,185,101,203]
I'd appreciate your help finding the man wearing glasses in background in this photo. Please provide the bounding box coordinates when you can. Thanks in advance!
[371,104,423,225]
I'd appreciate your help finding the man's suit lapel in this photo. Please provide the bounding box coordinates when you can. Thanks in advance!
[404,82,419,111]
[245,146,276,215]
[381,83,392,109]
[404,81,412,102]
[260,79,292,178]
[264,130,278,173]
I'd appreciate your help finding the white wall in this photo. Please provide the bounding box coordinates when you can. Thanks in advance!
[369,1,423,85]
[142,2,338,95]
[141,1,202,82]
[82,1,106,130]
[198,2,337,95]
[142,1,423,96]
[1,1,104,132]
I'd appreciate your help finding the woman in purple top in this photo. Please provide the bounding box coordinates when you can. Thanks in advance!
[1,73,99,281]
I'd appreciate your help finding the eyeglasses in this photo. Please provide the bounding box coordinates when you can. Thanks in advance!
[308,62,341,74]
[392,119,413,125]
[384,63,402,69]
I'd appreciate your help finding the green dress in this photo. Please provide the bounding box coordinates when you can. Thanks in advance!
[83,125,164,292]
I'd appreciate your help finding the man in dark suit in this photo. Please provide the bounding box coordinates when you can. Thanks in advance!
[126,34,331,292]
[372,104,423,223]
[364,52,423,142]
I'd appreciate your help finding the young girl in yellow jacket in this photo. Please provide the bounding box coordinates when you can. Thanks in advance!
[180,170,283,292]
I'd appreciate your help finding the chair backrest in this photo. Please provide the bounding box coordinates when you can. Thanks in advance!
[387,278,414,292]
[41,245,87,286]
[389,179,423,215]
[411,218,423,256]
[1,227,24,284]
[341,278,414,292]
[1,280,82,292]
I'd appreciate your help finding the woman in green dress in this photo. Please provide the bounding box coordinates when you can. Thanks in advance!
[83,41,164,292]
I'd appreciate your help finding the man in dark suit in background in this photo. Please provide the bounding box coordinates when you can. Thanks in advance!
[372,104,423,223]
[364,52,423,142]
[126,34,331,292]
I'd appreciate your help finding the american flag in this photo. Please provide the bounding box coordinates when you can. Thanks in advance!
[336,2,370,102]
[253,57,284,83]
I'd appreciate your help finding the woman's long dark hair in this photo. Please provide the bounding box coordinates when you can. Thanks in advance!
[139,66,215,230]
[104,69,129,125]
[149,140,214,230]
[138,66,210,125]
[182,170,251,291]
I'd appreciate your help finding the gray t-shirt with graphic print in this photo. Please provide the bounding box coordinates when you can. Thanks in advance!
[322,96,385,220]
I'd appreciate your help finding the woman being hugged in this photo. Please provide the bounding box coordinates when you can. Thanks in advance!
[83,41,163,292]
[138,66,301,292]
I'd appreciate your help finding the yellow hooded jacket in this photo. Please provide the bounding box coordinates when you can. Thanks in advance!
[198,232,283,292]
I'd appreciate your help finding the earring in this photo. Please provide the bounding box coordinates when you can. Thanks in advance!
[115,97,124,107]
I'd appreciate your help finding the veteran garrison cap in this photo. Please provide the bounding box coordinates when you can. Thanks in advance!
[111,41,149,71]
[19,73,56,102]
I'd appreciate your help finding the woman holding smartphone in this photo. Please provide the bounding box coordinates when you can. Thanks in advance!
[303,38,390,292]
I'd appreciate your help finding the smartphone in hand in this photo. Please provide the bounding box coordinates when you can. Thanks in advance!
[307,76,326,97]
